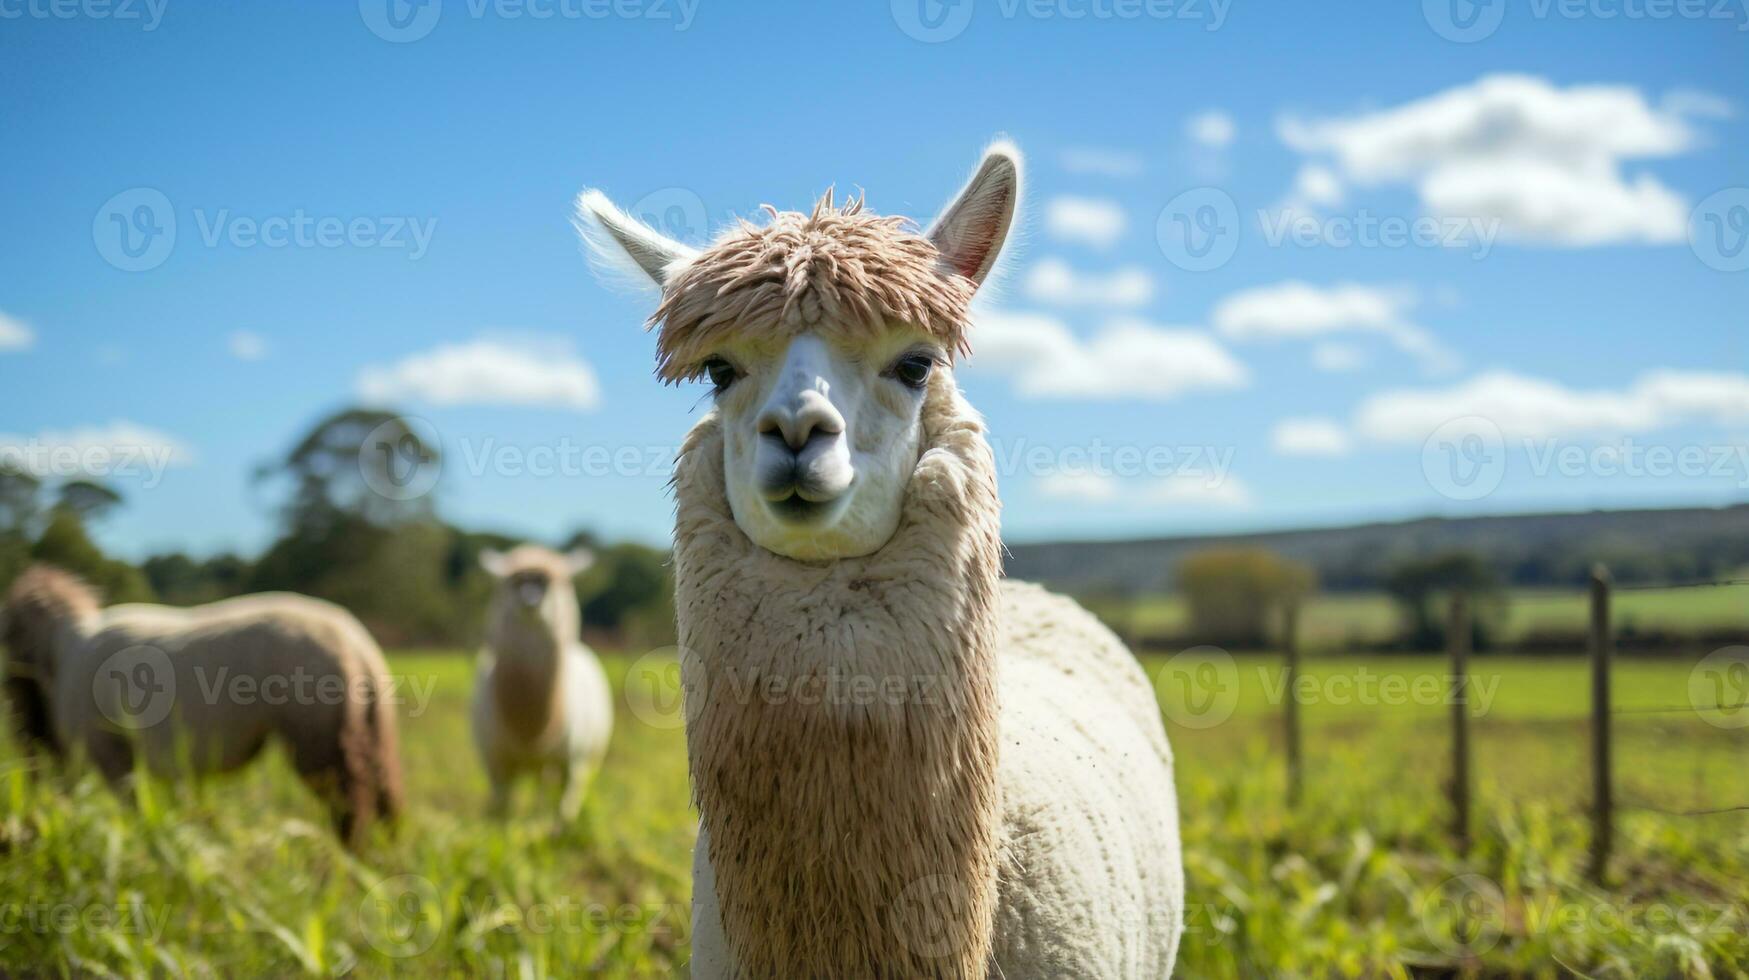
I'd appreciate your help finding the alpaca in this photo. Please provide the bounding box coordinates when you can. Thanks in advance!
[0,564,403,847]
[578,143,1184,977]
[471,544,612,820]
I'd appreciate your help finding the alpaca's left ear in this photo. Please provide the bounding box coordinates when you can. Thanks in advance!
[563,548,595,576]
[479,549,509,578]
[927,140,1023,288]
[575,189,699,289]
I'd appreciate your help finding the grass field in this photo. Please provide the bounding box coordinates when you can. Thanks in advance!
[1,648,1744,977]
[1098,580,1749,648]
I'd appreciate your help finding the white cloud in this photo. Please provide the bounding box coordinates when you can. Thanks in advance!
[1271,417,1352,457]
[0,311,35,352]
[1212,280,1458,373]
[1037,471,1119,503]
[1044,196,1127,249]
[1311,342,1366,373]
[357,335,602,411]
[1278,74,1715,246]
[1021,259,1155,308]
[1153,471,1253,508]
[0,420,194,485]
[1059,147,1144,178]
[1290,163,1345,208]
[969,311,1248,401]
[228,330,268,361]
[1353,369,1749,444]
[1187,110,1236,149]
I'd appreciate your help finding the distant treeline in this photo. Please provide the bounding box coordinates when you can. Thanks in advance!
[1004,506,1749,597]
[0,408,675,651]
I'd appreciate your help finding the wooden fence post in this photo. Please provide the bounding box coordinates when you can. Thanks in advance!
[1449,590,1472,855]
[1588,565,1614,883]
[1283,601,1303,808]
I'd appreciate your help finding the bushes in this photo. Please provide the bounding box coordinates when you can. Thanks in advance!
[1176,548,1315,649]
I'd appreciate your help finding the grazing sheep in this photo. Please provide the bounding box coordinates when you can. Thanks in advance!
[0,564,403,848]
[471,545,612,820]
[577,143,1184,977]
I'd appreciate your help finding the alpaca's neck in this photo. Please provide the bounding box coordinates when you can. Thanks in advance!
[673,388,1005,978]
[488,615,569,744]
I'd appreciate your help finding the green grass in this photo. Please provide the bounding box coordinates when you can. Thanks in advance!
[2,650,1744,976]
[1103,581,1749,647]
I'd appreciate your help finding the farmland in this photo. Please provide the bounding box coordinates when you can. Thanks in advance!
[2,645,1743,977]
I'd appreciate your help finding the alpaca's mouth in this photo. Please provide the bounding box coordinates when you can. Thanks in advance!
[768,492,842,525]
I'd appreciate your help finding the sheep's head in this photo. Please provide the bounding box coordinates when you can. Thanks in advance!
[578,143,1021,560]
[479,545,591,648]
[2,564,99,753]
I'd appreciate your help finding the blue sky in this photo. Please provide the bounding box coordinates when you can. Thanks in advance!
[1,0,1745,559]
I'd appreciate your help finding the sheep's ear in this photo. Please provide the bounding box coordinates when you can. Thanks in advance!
[575,188,699,288]
[926,140,1023,288]
[563,548,595,576]
[479,549,509,578]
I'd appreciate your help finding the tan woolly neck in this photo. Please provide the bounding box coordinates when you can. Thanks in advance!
[672,377,1004,978]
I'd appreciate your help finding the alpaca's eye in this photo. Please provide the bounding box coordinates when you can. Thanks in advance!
[702,357,739,392]
[889,353,936,390]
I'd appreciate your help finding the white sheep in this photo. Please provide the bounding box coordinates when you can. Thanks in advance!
[472,544,612,820]
[578,143,1184,977]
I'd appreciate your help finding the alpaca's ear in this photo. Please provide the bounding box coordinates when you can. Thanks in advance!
[575,189,699,289]
[926,140,1023,288]
[479,549,509,578]
[563,548,595,576]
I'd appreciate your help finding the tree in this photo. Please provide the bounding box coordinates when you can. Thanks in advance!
[54,479,124,524]
[254,408,440,533]
[1176,548,1315,649]
[0,464,41,534]
[1383,551,1502,651]
[30,508,152,603]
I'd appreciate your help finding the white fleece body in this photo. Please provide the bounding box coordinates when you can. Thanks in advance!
[470,642,612,813]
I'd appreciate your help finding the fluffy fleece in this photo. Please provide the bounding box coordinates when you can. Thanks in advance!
[676,379,1184,978]
[471,545,613,820]
[1,565,402,847]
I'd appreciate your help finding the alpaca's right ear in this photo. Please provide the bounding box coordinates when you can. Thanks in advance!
[575,189,699,289]
[927,140,1023,289]
[479,549,509,578]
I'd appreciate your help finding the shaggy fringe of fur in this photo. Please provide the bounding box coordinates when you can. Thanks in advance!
[649,190,977,383]
[675,377,1004,978]
[1,565,403,848]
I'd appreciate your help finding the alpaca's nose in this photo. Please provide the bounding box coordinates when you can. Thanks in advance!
[756,389,845,454]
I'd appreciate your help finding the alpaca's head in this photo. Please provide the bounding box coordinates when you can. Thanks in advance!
[479,545,592,648]
[578,144,1021,559]
[2,564,100,752]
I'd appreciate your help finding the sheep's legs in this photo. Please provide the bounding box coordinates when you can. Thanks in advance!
[557,761,593,822]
